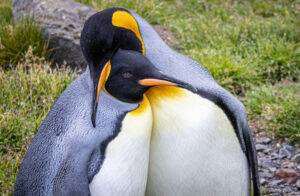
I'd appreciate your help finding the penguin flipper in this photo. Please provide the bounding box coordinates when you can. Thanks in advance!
[223,92,260,196]
[238,111,260,196]
[195,87,260,196]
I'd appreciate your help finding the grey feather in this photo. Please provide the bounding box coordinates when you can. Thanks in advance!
[14,69,137,196]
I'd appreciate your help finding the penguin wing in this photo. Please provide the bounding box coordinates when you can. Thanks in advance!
[194,86,260,196]
[14,71,137,196]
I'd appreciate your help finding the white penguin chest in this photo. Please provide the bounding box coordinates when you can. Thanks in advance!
[145,86,249,196]
[89,97,152,196]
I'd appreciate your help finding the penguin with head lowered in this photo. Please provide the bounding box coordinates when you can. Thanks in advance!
[79,7,260,196]
[14,48,177,196]
[14,7,156,196]
[87,49,179,196]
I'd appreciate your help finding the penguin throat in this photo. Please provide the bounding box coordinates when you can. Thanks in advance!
[129,95,150,116]
[145,86,185,104]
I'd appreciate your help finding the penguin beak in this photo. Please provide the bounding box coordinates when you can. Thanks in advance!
[91,62,111,127]
[138,79,177,86]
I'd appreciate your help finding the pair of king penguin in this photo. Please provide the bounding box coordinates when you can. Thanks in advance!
[15,7,260,196]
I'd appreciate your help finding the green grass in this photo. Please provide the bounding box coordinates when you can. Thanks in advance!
[0,2,12,26]
[0,0,299,194]
[0,0,74,192]
[245,82,300,143]
[0,49,75,194]
[77,0,299,94]
[0,0,50,68]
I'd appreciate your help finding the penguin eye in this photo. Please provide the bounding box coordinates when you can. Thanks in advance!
[122,72,133,79]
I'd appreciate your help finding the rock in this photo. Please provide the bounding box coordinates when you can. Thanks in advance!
[271,152,279,159]
[269,167,277,173]
[278,148,292,159]
[260,178,267,185]
[276,143,281,148]
[256,130,300,194]
[13,0,177,68]
[282,143,295,153]
[275,168,299,178]
[13,0,96,68]
[275,168,300,184]
[281,160,295,169]
[268,188,281,194]
[260,170,273,178]
[257,136,272,144]
[292,154,300,164]
[259,158,277,168]
[282,186,292,193]
[256,144,268,152]
[270,179,284,186]
[296,180,300,189]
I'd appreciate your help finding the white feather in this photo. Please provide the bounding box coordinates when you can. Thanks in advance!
[90,97,152,196]
[145,86,249,196]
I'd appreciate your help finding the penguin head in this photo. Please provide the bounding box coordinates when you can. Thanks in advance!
[105,49,178,103]
[80,7,145,126]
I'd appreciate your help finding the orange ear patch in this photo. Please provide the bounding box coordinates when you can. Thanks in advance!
[97,61,111,102]
[112,10,145,54]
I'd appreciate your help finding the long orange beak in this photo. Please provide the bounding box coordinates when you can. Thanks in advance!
[91,62,111,127]
[138,79,177,86]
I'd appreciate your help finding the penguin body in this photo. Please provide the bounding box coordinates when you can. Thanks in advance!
[145,86,249,196]
[101,49,252,195]
[15,8,153,196]
[131,11,259,195]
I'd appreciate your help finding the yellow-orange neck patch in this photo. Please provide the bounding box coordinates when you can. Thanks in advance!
[112,10,145,54]
[145,86,186,105]
[129,95,150,116]
[129,86,185,116]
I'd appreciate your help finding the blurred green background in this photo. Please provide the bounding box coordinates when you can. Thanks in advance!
[0,0,299,194]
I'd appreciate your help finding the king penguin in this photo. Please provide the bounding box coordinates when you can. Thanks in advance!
[131,10,261,196]
[104,49,257,196]
[14,66,146,195]
[79,7,260,195]
[14,7,154,196]
[14,53,157,195]
[87,43,257,195]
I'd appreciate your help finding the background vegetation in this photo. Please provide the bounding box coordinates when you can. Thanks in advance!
[0,0,299,194]
[0,0,75,193]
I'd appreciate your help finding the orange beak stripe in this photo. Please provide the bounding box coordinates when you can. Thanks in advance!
[97,62,111,102]
[138,79,176,86]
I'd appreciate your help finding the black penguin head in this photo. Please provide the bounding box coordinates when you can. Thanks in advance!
[105,49,178,103]
[80,7,145,126]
